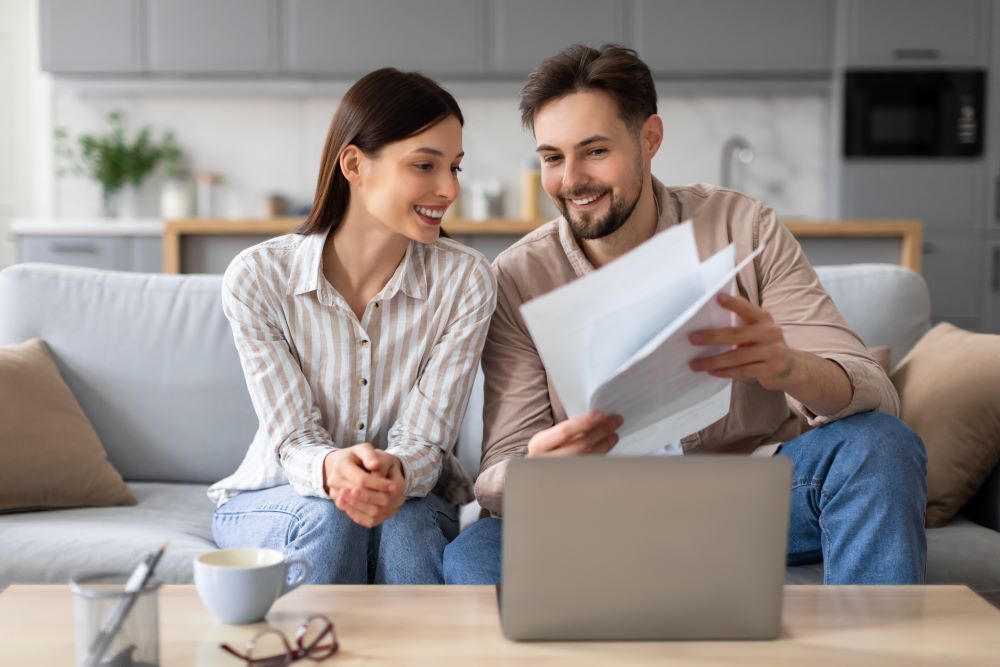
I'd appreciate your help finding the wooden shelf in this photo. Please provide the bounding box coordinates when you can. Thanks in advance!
[163,217,923,275]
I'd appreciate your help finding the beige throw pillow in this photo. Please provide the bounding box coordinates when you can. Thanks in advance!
[0,338,135,512]
[891,323,1000,528]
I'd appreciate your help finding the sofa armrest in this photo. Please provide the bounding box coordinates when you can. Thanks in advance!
[963,463,1000,533]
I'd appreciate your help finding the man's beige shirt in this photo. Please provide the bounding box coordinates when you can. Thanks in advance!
[476,180,900,516]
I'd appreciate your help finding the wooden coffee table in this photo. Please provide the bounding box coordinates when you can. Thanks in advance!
[1,585,998,665]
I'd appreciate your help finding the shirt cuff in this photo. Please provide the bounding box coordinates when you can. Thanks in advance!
[285,444,337,499]
[474,459,510,517]
[385,444,441,498]
[790,354,890,427]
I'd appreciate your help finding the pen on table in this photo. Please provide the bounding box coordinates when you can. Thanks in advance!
[83,541,168,667]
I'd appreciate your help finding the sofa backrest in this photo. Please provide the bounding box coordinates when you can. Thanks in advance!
[813,264,931,368]
[0,262,932,485]
[0,263,254,483]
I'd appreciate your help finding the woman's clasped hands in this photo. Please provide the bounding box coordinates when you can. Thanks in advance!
[323,444,405,528]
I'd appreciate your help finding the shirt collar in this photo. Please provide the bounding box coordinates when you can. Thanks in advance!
[287,227,428,301]
[557,177,677,278]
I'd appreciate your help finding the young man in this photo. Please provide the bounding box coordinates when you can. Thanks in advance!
[443,44,927,585]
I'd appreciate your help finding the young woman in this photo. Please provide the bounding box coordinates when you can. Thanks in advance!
[207,69,496,585]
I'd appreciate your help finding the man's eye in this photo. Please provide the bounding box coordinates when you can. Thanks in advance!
[542,155,562,164]
[590,148,608,157]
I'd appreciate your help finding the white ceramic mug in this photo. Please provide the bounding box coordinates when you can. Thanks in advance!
[194,548,310,625]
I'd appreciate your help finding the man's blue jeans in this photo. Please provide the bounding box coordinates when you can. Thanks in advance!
[213,485,459,584]
[443,412,928,585]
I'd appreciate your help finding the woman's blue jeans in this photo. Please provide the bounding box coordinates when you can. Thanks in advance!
[213,485,459,584]
[444,411,928,585]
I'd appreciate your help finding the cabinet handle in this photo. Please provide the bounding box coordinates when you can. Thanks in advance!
[51,242,99,254]
[994,176,1000,224]
[993,248,1000,293]
[891,48,941,61]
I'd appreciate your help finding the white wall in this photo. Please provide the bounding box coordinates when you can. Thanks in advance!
[47,78,831,225]
[0,0,49,268]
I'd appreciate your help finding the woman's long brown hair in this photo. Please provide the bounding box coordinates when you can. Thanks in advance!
[297,68,464,236]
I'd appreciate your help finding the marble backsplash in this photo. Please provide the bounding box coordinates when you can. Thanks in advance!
[48,80,831,223]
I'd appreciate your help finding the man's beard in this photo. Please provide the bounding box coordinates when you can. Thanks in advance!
[558,173,643,241]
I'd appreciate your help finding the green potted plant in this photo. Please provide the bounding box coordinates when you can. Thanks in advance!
[55,110,181,217]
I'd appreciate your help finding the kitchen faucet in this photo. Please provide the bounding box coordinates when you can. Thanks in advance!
[720,136,754,190]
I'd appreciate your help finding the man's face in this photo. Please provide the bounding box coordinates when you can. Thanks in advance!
[533,90,646,240]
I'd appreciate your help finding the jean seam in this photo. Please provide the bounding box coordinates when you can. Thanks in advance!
[214,508,303,520]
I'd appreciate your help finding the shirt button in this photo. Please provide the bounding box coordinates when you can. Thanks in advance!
[360,340,369,347]
[374,302,380,309]
[357,421,365,431]
[359,378,368,387]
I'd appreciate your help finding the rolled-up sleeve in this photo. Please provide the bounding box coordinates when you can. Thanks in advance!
[221,254,337,498]
[755,208,900,425]
[387,257,497,497]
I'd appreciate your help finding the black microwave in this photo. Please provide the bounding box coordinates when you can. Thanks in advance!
[844,70,985,158]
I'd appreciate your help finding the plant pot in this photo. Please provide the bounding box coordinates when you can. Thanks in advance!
[101,186,123,218]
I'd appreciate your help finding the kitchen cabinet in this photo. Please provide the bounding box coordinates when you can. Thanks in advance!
[632,0,833,75]
[984,236,1000,333]
[39,0,142,73]
[839,161,992,329]
[841,0,991,68]
[920,231,986,329]
[285,0,486,75]
[841,162,987,232]
[490,0,625,74]
[146,0,279,73]
[17,235,163,273]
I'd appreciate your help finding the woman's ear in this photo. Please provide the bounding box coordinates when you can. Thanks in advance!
[339,145,364,185]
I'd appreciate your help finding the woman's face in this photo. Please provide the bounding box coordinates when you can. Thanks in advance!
[354,115,464,244]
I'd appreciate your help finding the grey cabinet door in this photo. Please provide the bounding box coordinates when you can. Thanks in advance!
[129,237,164,272]
[843,0,991,68]
[40,0,142,73]
[286,0,486,75]
[146,0,279,73]
[985,237,1000,333]
[491,0,625,74]
[17,236,125,270]
[921,232,985,325]
[632,0,833,74]
[841,161,987,231]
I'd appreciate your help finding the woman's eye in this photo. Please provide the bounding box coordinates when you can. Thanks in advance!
[415,163,433,171]
[451,166,463,174]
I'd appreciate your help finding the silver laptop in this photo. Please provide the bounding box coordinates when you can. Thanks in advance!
[500,456,791,641]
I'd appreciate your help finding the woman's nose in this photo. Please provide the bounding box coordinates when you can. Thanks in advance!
[437,173,459,202]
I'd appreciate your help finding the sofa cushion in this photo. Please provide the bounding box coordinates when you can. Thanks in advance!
[784,516,1000,604]
[0,338,135,512]
[891,323,1000,528]
[0,264,256,483]
[0,483,215,586]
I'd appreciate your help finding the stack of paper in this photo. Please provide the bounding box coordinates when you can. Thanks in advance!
[520,221,763,456]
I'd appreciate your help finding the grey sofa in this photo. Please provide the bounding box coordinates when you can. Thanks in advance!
[1,262,998,604]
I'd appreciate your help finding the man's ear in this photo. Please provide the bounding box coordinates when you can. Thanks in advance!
[641,114,664,160]
[339,145,364,185]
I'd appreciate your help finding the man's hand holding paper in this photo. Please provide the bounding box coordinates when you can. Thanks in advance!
[519,220,764,457]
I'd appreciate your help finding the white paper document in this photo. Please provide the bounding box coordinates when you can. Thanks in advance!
[520,221,764,456]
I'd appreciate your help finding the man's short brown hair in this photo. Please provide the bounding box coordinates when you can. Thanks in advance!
[519,44,657,133]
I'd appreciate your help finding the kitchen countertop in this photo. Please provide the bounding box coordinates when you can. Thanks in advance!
[11,217,165,236]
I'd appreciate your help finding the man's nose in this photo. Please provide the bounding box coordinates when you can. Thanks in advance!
[561,156,587,193]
